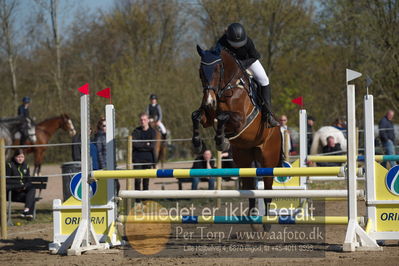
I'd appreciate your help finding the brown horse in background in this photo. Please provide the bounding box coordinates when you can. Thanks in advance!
[192,45,283,231]
[149,121,166,168]
[23,114,76,176]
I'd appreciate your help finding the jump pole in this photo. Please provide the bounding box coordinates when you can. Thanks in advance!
[118,215,364,225]
[343,69,380,251]
[58,93,108,255]
[118,189,364,199]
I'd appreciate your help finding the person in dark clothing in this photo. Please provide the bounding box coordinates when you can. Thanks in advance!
[217,23,278,126]
[71,129,100,170]
[132,112,156,194]
[307,116,315,154]
[17,96,30,117]
[379,110,396,168]
[93,118,107,169]
[319,136,343,167]
[16,96,32,145]
[6,149,36,220]
[191,150,216,190]
[146,94,167,138]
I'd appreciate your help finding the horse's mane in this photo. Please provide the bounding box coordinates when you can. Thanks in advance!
[37,114,69,126]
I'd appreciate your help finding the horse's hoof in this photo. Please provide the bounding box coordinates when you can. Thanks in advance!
[215,136,230,152]
[250,224,263,232]
[263,224,272,232]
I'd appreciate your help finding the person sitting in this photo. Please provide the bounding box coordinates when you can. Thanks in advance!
[318,136,343,166]
[6,149,36,220]
[191,149,216,190]
[216,23,279,127]
[146,94,167,138]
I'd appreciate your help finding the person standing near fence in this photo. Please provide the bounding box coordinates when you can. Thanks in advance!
[379,110,396,168]
[132,112,156,195]
[94,118,107,169]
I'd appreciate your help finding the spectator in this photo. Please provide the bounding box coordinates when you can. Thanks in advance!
[379,110,396,168]
[279,115,293,154]
[146,94,167,138]
[319,136,343,166]
[191,149,216,190]
[71,128,99,170]
[132,112,156,194]
[93,118,106,169]
[307,116,315,154]
[333,118,347,137]
[6,149,36,220]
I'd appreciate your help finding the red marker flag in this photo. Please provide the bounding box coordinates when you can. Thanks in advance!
[96,88,111,99]
[78,83,89,95]
[291,96,303,107]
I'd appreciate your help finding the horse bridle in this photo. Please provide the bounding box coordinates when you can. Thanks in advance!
[200,56,246,99]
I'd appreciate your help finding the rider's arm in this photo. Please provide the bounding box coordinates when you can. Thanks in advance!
[246,38,260,60]
[156,105,163,121]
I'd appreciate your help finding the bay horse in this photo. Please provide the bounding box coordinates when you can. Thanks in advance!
[192,45,283,231]
[149,121,167,168]
[23,114,76,176]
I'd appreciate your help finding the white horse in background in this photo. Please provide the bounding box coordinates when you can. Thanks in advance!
[310,126,347,155]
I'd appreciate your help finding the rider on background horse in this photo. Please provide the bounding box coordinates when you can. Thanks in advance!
[146,94,167,138]
[16,96,33,145]
[217,23,279,127]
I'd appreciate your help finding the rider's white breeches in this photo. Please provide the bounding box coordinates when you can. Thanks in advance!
[247,60,269,86]
[158,122,167,135]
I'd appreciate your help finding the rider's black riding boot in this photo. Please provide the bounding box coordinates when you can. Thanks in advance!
[260,85,279,127]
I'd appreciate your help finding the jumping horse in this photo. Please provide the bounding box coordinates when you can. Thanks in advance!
[23,114,76,176]
[192,45,283,231]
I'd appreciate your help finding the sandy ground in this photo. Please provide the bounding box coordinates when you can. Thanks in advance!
[1,164,398,265]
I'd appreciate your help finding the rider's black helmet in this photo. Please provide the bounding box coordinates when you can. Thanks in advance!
[226,23,247,48]
[22,96,31,103]
[149,94,157,100]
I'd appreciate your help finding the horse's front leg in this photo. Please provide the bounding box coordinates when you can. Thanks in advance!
[192,109,204,154]
[214,112,230,151]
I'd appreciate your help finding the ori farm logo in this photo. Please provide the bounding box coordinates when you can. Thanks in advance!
[70,172,97,201]
[386,165,399,196]
[274,161,292,184]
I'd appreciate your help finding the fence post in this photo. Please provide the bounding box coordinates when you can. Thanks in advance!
[126,136,133,214]
[284,130,290,161]
[0,138,7,239]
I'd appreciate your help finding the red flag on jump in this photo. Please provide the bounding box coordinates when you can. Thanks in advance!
[96,88,111,99]
[96,88,112,103]
[291,96,303,107]
[78,83,89,95]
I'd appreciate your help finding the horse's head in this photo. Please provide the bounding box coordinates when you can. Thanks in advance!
[25,117,37,143]
[61,114,76,136]
[196,45,223,112]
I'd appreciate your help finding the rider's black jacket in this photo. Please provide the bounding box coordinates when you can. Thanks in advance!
[217,34,260,68]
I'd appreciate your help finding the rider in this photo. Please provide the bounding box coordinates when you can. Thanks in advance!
[16,96,31,145]
[146,94,167,138]
[217,23,279,126]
